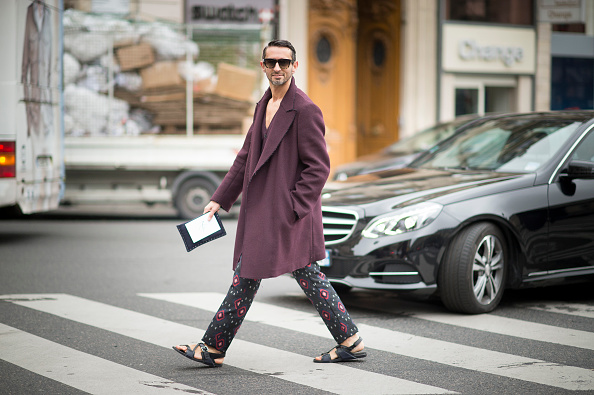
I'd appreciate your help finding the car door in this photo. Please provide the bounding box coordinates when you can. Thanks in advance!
[547,129,594,273]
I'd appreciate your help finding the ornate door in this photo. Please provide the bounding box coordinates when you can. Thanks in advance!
[308,0,358,172]
[308,0,400,170]
[356,0,400,157]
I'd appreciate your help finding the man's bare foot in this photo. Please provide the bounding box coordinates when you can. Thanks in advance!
[314,334,365,362]
[174,343,225,365]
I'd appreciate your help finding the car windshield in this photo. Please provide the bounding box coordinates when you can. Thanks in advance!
[385,117,474,155]
[413,118,582,172]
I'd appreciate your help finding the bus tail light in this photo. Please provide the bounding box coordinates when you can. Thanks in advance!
[0,141,16,178]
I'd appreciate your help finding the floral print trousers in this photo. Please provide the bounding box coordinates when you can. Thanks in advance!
[202,261,359,352]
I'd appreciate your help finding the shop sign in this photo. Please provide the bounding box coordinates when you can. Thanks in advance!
[442,24,536,74]
[538,0,586,23]
[186,0,275,25]
[458,40,524,67]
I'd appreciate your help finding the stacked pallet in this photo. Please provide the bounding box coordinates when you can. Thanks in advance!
[62,9,260,137]
[115,44,257,134]
[115,86,252,134]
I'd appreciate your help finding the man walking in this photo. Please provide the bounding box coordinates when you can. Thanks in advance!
[173,39,365,367]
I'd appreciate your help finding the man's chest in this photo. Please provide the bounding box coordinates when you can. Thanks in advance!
[265,100,281,128]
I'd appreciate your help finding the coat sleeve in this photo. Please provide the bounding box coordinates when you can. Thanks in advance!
[211,129,251,212]
[291,103,331,219]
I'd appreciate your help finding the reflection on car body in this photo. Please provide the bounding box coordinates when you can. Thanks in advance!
[320,111,594,313]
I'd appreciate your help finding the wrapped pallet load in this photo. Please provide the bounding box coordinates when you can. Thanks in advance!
[62,10,259,136]
[60,9,264,219]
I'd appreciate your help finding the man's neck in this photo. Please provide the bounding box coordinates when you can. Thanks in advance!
[270,79,291,102]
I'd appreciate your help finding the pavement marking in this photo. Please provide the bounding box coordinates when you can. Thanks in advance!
[0,323,215,395]
[0,294,454,395]
[520,302,594,319]
[328,294,594,350]
[139,292,594,392]
[411,311,594,350]
[343,297,594,349]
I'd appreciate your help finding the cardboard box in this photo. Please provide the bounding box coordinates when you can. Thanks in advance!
[193,77,214,94]
[116,43,155,71]
[140,61,184,90]
[214,63,257,102]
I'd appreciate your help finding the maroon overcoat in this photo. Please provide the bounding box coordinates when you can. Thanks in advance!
[211,77,330,279]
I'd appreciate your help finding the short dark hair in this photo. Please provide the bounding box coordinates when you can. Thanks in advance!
[262,39,296,62]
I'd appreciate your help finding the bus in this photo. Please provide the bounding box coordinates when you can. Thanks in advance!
[0,0,64,215]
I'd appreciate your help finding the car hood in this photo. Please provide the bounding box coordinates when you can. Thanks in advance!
[322,168,534,212]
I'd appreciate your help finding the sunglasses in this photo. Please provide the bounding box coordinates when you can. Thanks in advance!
[263,58,293,69]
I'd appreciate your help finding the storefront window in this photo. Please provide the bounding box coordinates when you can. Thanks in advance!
[551,57,594,110]
[455,88,479,116]
[552,23,586,33]
[485,87,514,113]
[446,0,534,25]
[454,84,517,116]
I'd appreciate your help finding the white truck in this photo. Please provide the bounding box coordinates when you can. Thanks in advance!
[0,0,64,216]
[62,134,244,218]
[58,10,258,219]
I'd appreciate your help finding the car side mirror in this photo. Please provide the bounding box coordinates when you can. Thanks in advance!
[560,160,594,180]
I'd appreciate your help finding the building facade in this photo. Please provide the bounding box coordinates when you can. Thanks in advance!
[289,0,594,170]
[71,0,594,171]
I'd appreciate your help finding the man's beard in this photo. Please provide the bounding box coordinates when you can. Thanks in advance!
[269,73,289,86]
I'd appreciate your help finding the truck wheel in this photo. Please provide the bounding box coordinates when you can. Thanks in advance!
[438,222,507,314]
[174,178,216,219]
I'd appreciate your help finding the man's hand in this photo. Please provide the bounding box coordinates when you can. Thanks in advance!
[204,201,221,221]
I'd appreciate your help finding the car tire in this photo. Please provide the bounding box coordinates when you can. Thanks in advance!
[174,177,216,219]
[439,222,507,314]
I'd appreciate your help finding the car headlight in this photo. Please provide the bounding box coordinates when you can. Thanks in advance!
[362,202,443,239]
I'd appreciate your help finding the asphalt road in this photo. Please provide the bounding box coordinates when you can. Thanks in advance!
[0,208,593,395]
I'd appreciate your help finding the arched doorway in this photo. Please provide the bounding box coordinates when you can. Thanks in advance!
[308,0,401,171]
[356,0,400,156]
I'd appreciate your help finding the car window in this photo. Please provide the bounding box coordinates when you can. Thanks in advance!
[498,122,579,172]
[423,128,509,169]
[386,118,471,154]
[571,131,594,162]
[416,119,583,172]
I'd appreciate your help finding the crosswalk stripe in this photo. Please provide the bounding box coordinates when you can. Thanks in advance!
[340,295,594,349]
[0,294,454,395]
[139,292,594,392]
[521,302,594,319]
[379,308,594,350]
[0,323,214,395]
[411,312,594,350]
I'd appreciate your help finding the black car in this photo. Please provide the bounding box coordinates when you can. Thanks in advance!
[332,114,481,181]
[320,111,594,314]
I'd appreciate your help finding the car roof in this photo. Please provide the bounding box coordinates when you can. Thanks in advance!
[476,110,594,122]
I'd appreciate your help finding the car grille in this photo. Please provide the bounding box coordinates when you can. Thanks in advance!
[322,207,359,245]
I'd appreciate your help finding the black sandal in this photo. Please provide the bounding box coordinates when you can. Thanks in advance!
[172,343,225,368]
[314,337,367,363]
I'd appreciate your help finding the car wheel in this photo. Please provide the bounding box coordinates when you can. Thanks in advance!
[174,178,216,219]
[439,222,507,314]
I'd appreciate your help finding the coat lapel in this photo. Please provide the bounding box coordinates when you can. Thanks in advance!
[252,78,297,177]
[246,89,270,179]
